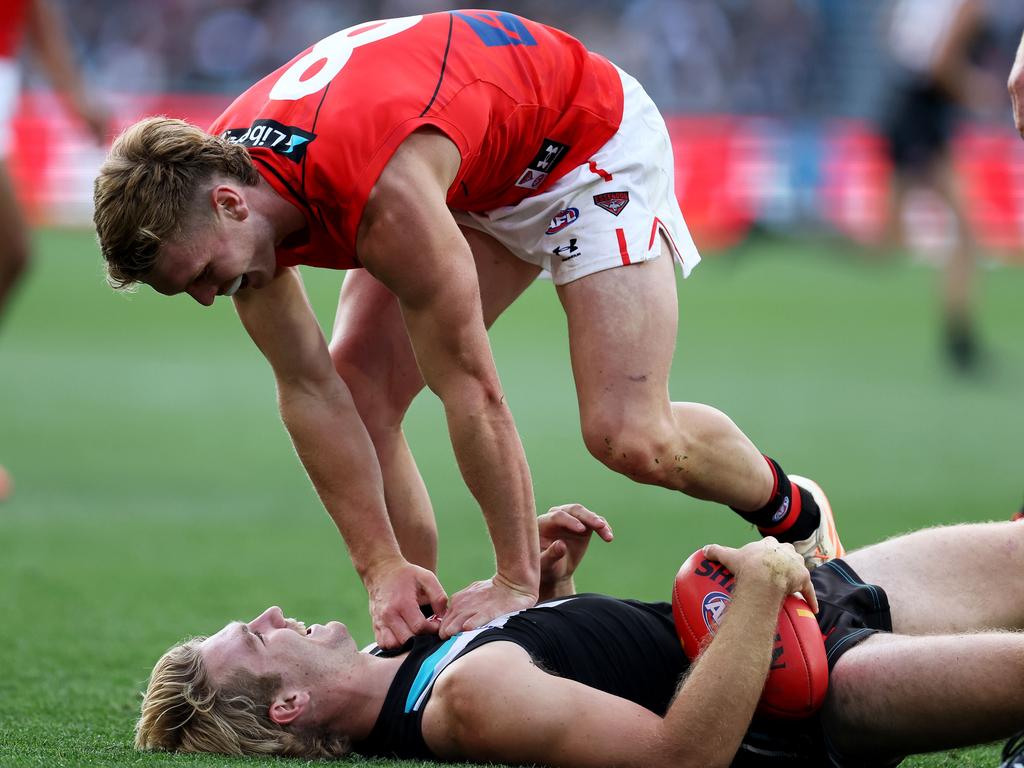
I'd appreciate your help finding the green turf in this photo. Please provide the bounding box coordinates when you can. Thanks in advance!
[1,229,1020,767]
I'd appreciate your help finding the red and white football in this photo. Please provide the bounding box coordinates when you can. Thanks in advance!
[671,548,828,719]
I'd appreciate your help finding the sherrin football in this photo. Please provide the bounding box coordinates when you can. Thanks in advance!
[671,549,828,718]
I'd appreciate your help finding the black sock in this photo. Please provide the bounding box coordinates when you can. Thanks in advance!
[731,456,820,543]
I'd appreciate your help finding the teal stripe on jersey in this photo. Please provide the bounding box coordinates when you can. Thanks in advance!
[404,636,458,713]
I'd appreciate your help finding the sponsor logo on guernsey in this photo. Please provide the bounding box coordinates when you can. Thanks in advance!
[515,138,571,191]
[702,591,732,635]
[221,119,316,164]
[551,238,580,262]
[545,207,579,235]
[454,11,538,47]
[593,191,630,216]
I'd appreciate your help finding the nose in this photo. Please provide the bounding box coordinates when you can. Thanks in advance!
[250,605,286,632]
[186,284,215,307]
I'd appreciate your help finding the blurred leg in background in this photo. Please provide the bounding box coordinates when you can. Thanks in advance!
[0,0,109,500]
[879,0,1002,373]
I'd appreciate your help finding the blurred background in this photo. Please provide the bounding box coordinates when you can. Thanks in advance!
[2,2,1024,766]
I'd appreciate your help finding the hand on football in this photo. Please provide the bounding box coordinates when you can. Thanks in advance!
[702,538,818,613]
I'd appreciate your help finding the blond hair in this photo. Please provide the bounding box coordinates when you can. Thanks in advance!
[136,637,351,759]
[93,116,259,289]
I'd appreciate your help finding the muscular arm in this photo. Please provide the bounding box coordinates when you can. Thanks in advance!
[233,268,445,646]
[424,574,790,768]
[357,131,539,629]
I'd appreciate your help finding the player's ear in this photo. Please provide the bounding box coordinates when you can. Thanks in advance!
[269,689,310,725]
[212,184,249,221]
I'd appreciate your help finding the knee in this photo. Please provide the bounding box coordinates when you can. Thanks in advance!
[582,414,687,488]
[328,338,414,428]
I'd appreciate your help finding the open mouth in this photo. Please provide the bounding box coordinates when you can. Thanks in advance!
[223,274,244,297]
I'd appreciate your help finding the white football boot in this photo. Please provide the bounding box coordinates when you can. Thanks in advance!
[789,475,845,569]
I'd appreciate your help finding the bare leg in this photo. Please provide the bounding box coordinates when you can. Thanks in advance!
[823,632,1024,760]
[931,154,979,367]
[329,227,540,569]
[556,243,773,510]
[843,521,1024,633]
[0,160,31,324]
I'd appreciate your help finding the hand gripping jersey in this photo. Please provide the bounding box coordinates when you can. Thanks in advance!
[208,10,624,270]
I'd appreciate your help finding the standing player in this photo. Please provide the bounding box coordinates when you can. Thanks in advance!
[0,0,107,496]
[93,10,841,649]
[879,0,1001,371]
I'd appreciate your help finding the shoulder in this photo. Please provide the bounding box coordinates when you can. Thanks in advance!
[420,641,533,760]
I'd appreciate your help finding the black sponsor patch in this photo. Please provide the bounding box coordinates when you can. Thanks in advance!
[221,119,316,164]
[514,138,571,190]
[593,191,630,216]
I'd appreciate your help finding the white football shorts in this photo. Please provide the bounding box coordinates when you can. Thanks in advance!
[452,66,700,285]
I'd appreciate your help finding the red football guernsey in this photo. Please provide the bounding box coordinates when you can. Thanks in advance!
[208,10,624,269]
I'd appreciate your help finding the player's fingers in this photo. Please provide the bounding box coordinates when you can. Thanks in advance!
[702,543,725,562]
[438,609,468,639]
[376,625,399,650]
[798,577,819,614]
[546,507,587,533]
[540,540,568,570]
[418,575,449,619]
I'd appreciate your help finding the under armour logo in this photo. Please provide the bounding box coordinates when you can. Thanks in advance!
[536,143,565,171]
[551,238,580,261]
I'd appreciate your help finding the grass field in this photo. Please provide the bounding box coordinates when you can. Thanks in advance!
[2,229,1022,767]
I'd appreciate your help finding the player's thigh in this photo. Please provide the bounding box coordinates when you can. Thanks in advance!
[330,228,539,411]
[331,270,425,415]
[843,521,1024,634]
[555,241,678,428]
[460,225,542,328]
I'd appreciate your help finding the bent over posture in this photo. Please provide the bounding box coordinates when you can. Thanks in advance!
[138,506,1024,767]
[94,10,840,648]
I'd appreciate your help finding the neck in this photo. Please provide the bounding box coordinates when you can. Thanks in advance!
[250,176,306,245]
[320,651,407,743]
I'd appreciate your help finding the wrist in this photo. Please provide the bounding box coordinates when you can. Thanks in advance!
[357,553,407,584]
[495,569,539,600]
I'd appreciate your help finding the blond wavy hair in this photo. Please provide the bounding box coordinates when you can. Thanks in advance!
[93,116,260,289]
[136,637,351,759]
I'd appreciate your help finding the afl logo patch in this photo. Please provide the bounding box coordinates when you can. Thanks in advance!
[593,191,630,216]
[545,207,579,235]
[701,591,732,635]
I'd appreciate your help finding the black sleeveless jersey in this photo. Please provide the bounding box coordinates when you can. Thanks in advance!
[354,593,688,760]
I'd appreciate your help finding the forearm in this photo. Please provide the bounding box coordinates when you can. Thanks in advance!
[443,391,538,592]
[659,581,784,767]
[278,383,404,576]
[27,0,90,111]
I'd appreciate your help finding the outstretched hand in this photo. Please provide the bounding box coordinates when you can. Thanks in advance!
[538,503,613,597]
[365,559,448,649]
[702,538,818,613]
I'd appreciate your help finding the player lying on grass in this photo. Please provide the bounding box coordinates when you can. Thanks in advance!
[94,9,841,648]
[138,505,1024,767]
